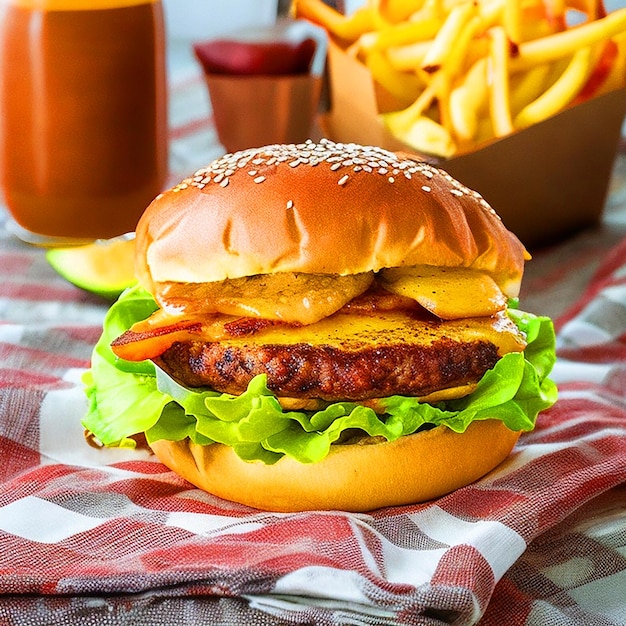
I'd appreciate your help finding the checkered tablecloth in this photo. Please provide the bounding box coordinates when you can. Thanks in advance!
[0,42,625,626]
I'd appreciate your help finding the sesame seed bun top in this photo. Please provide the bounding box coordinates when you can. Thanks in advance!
[135,139,529,297]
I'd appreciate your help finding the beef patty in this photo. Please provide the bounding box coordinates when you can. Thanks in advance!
[156,335,501,401]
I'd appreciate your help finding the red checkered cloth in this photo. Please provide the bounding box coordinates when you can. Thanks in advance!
[1,213,626,626]
[1,55,626,624]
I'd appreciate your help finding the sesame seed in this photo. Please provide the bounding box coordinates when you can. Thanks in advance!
[422,185,431,192]
[286,200,294,209]
[171,139,442,194]
[450,188,464,196]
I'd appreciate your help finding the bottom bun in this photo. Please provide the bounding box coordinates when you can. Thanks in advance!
[150,420,521,512]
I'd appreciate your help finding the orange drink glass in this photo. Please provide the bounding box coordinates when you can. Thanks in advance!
[0,0,168,245]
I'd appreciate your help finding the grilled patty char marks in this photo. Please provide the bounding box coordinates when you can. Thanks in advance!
[156,336,501,401]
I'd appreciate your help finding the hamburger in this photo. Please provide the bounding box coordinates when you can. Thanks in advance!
[83,139,557,512]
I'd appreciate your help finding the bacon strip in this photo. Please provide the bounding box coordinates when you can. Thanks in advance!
[110,315,290,362]
[111,320,203,362]
[223,317,283,337]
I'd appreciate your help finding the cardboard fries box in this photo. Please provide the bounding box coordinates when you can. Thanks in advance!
[321,41,626,249]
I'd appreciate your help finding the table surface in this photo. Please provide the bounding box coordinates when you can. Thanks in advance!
[0,37,625,626]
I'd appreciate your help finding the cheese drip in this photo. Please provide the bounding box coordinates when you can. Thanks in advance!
[379,266,507,319]
[112,307,526,363]
[156,271,374,325]
[153,265,508,326]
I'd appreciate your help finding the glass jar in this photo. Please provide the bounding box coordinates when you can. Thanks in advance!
[0,0,168,245]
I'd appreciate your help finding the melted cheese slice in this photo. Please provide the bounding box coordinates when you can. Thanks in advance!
[379,266,507,319]
[156,272,374,325]
[277,383,479,412]
[156,266,507,326]
[112,307,526,363]
[219,309,523,350]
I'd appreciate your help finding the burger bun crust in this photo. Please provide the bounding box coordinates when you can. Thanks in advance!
[149,420,521,512]
[135,140,528,299]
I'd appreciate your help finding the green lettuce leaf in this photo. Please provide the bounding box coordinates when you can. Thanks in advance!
[82,285,167,448]
[82,286,558,462]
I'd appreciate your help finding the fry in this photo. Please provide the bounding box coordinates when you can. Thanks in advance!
[442,15,484,75]
[370,17,443,49]
[449,57,489,140]
[488,26,514,137]
[511,7,626,71]
[386,114,457,157]
[508,62,552,115]
[503,0,522,45]
[409,0,445,23]
[514,46,597,128]
[421,1,477,72]
[595,33,626,96]
[574,38,617,101]
[293,0,374,42]
[386,40,432,71]
[375,0,425,24]
[365,49,423,106]
[543,0,567,30]
[382,73,443,130]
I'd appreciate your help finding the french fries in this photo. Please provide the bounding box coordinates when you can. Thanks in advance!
[293,0,626,157]
[514,44,598,128]
[488,25,514,138]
